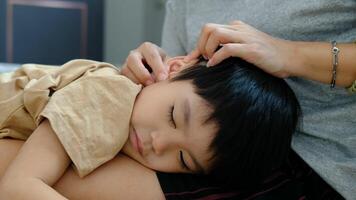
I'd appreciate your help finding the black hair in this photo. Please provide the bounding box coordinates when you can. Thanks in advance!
[172,57,300,187]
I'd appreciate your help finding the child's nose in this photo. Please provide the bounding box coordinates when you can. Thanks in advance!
[150,131,179,155]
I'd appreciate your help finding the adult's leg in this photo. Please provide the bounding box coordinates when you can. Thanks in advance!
[156,150,345,200]
[1,140,343,200]
[0,139,165,200]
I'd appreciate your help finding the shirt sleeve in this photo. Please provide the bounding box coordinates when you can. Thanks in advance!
[38,67,141,177]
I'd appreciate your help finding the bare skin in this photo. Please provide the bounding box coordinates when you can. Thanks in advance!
[185,21,356,86]
[0,139,165,200]
[123,21,356,87]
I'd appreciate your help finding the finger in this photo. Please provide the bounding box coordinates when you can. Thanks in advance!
[205,28,244,59]
[141,43,168,81]
[184,49,201,62]
[120,64,140,84]
[156,46,168,61]
[229,20,245,26]
[197,23,220,58]
[229,20,258,34]
[207,43,248,67]
[126,51,155,85]
[197,23,238,58]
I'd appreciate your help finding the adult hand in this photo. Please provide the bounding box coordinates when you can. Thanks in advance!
[185,21,296,78]
[121,42,170,86]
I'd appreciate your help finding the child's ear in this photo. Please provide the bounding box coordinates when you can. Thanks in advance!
[167,56,187,79]
[167,56,199,79]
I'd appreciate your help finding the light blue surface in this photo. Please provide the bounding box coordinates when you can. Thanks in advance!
[0,63,21,73]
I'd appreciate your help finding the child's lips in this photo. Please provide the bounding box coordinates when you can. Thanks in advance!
[131,127,144,156]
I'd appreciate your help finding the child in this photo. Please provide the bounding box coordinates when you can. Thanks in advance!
[0,57,300,199]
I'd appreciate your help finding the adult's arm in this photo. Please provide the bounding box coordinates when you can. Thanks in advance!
[186,21,356,87]
[286,41,356,87]
[0,139,165,200]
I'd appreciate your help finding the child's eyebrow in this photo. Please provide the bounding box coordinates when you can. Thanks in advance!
[183,98,191,128]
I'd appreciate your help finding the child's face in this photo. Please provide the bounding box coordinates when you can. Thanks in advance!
[122,78,217,174]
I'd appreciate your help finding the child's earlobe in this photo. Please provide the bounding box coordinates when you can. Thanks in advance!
[168,71,179,79]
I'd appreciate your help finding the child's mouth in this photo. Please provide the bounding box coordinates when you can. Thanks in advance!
[130,126,144,156]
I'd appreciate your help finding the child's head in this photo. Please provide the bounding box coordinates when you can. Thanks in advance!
[122,57,300,185]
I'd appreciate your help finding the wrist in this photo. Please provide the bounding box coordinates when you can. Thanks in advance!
[284,40,307,78]
[287,41,331,81]
[280,41,356,86]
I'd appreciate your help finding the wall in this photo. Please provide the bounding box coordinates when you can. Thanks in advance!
[104,0,166,65]
[0,0,103,65]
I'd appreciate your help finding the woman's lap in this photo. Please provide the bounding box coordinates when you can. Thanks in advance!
[156,150,345,200]
[1,139,344,200]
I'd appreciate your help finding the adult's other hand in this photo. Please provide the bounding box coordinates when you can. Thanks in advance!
[185,21,296,78]
[121,42,170,86]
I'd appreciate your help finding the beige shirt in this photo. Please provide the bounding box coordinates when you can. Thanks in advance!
[0,59,141,177]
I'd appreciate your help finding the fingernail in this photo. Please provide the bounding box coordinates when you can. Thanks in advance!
[207,60,213,67]
[203,55,208,60]
[158,73,167,81]
[145,79,154,85]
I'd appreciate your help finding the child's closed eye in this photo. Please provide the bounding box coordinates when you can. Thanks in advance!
[168,105,176,128]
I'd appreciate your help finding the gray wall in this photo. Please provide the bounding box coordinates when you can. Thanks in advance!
[104,0,166,65]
